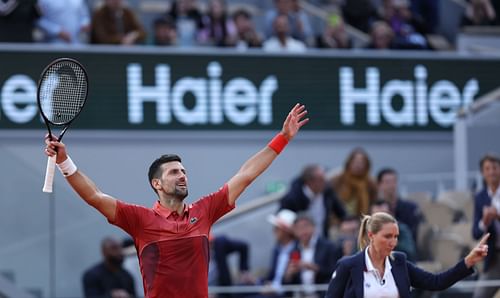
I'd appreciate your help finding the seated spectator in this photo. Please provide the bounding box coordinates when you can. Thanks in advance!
[317,13,353,49]
[232,9,263,50]
[365,20,396,49]
[370,199,417,262]
[461,0,497,27]
[280,164,346,238]
[289,0,314,45]
[259,209,297,297]
[377,168,423,244]
[264,0,312,44]
[330,148,377,217]
[263,14,307,53]
[335,215,361,257]
[264,0,292,38]
[379,0,429,49]
[167,0,203,47]
[283,214,341,297]
[151,16,177,46]
[341,0,378,33]
[0,0,40,43]
[90,0,145,45]
[198,0,237,47]
[37,0,90,44]
[82,236,136,298]
[209,234,255,298]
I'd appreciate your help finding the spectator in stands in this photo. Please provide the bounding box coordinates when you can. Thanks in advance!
[330,148,377,217]
[259,209,297,297]
[370,199,417,261]
[283,214,341,297]
[280,164,346,238]
[472,153,500,298]
[151,16,177,46]
[377,168,423,244]
[289,0,314,46]
[198,0,237,47]
[461,0,497,27]
[341,0,378,33]
[167,0,203,47]
[317,13,353,49]
[37,0,90,44]
[264,0,313,44]
[0,0,40,43]
[232,9,263,50]
[365,20,396,49]
[121,238,143,297]
[209,234,255,298]
[335,215,361,257]
[263,14,307,52]
[90,0,145,45]
[83,236,136,298]
[378,0,429,50]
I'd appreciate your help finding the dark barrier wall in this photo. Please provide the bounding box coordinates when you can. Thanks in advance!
[1,46,498,131]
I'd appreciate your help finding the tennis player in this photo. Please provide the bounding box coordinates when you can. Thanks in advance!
[325,212,489,298]
[44,103,308,298]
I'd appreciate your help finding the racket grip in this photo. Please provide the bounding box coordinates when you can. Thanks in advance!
[43,155,57,193]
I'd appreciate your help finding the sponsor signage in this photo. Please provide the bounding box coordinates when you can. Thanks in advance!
[0,49,497,131]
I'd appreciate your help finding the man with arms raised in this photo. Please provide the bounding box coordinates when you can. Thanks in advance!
[44,104,308,298]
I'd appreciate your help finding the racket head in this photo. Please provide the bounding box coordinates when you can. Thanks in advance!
[37,58,89,128]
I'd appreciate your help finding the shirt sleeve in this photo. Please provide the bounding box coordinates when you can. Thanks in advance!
[198,184,234,225]
[108,200,146,237]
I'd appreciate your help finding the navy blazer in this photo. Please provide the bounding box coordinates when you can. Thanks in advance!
[472,188,498,271]
[325,250,474,298]
[212,236,249,287]
[280,178,346,237]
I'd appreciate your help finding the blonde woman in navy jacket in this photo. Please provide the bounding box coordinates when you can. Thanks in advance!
[325,212,489,298]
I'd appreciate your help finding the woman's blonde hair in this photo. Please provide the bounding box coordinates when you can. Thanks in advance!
[358,212,397,250]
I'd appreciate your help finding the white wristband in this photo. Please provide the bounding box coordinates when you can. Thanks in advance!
[57,155,77,177]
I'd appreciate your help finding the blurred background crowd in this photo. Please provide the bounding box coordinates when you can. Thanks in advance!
[1,0,500,52]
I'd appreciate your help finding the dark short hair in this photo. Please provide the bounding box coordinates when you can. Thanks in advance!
[301,164,322,182]
[294,213,316,226]
[148,154,182,193]
[376,167,397,183]
[153,16,176,29]
[479,153,500,171]
[232,8,251,21]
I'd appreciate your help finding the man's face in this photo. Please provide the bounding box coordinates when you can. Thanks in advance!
[273,15,289,36]
[102,239,124,267]
[306,167,326,194]
[378,173,398,200]
[294,219,315,244]
[157,161,188,200]
[482,160,500,189]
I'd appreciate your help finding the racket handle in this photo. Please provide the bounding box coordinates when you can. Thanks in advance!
[43,155,57,193]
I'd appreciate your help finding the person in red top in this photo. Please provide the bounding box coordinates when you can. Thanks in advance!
[44,103,308,298]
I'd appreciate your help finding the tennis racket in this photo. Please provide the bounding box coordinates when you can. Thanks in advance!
[38,58,89,193]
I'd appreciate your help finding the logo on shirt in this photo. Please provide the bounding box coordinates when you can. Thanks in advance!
[190,217,198,224]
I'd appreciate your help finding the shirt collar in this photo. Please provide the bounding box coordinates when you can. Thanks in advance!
[153,201,188,218]
[488,186,500,199]
[364,246,392,273]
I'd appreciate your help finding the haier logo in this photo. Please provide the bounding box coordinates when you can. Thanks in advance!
[127,62,278,126]
[339,65,479,127]
[0,74,38,124]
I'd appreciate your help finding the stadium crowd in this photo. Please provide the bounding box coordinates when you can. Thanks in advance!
[1,0,500,51]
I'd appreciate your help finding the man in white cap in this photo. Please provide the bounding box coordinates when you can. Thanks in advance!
[261,209,297,296]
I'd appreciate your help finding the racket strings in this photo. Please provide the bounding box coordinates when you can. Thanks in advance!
[39,61,87,125]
